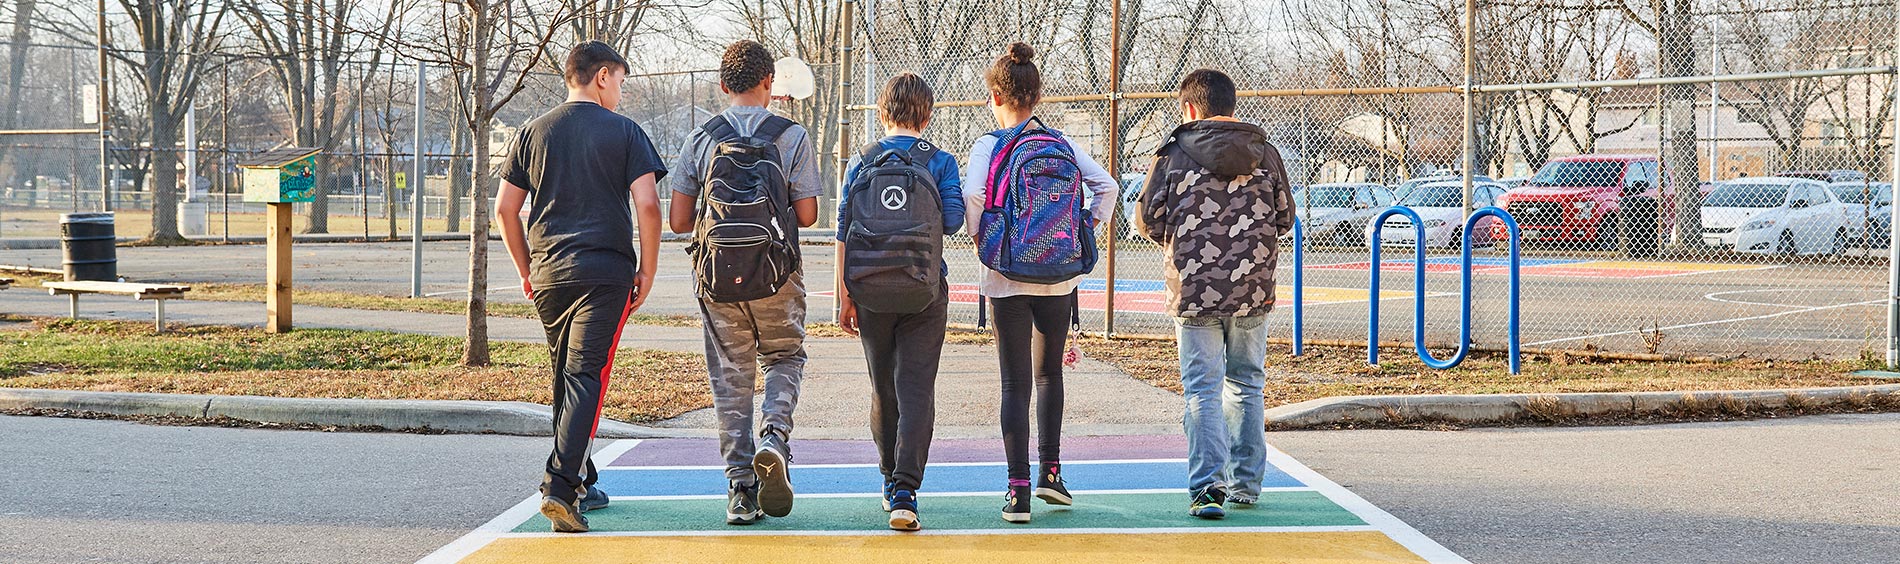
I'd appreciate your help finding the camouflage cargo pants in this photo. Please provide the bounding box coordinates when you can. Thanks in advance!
[697,271,807,485]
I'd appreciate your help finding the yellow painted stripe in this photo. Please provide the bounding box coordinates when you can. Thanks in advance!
[1577,261,1766,272]
[460,531,1431,564]
[1289,286,1425,305]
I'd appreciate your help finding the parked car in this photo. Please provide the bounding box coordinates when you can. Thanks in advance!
[1499,176,1530,190]
[1828,181,1891,245]
[1778,169,1866,183]
[1368,180,1507,249]
[1115,173,1145,240]
[1293,182,1397,246]
[1393,174,1495,200]
[1494,154,1668,252]
[1700,177,1855,255]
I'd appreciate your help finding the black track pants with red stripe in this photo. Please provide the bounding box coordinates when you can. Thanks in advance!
[533,283,635,503]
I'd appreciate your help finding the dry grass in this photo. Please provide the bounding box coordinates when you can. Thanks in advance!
[1077,336,1884,406]
[0,316,708,423]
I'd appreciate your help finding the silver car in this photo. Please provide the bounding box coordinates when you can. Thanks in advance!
[1296,182,1397,246]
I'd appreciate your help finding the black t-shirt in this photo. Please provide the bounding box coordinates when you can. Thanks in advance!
[502,102,667,289]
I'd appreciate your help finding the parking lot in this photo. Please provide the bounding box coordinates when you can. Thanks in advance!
[0,236,1885,359]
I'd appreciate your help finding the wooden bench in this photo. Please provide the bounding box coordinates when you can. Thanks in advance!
[43,281,191,331]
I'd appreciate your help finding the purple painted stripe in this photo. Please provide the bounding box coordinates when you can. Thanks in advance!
[612,435,1188,467]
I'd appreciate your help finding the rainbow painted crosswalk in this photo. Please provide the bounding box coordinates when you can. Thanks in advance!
[420,436,1467,564]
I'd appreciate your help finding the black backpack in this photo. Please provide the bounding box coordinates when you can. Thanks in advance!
[688,115,801,303]
[842,140,945,314]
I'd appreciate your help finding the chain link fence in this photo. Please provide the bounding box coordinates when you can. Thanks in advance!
[846,0,1898,361]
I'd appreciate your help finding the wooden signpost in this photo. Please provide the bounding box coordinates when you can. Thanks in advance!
[239,147,320,333]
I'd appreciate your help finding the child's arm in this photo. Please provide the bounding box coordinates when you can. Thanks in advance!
[1070,140,1118,227]
[1136,154,1172,244]
[935,151,965,235]
[786,125,824,227]
[1261,145,1297,234]
[961,137,993,236]
[630,172,662,312]
[495,181,533,299]
[667,132,705,234]
[834,155,863,240]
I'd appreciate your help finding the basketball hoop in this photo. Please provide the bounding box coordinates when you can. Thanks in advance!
[772,57,816,101]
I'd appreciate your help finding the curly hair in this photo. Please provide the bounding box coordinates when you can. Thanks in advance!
[720,40,775,94]
[984,42,1041,109]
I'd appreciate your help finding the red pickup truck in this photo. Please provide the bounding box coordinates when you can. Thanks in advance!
[1493,154,1668,252]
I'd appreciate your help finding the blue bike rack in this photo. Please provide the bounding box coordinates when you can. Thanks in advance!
[1292,216,1304,356]
[1367,205,1522,374]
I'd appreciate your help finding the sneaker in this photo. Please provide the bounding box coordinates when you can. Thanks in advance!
[1189,486,1227,519]
[539,495,590,533]
[1228,493,1258,508]
[1035,462,1073,506]
[881,478,897,512]
[727,483,763,525]
[887,489,921,531]
[1002,485,1033,523]
[753,432,795,518]
[578,484,610,513]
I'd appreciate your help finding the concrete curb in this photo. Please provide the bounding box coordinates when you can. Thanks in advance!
[0,388,687,438]
[1264,384,1900,429]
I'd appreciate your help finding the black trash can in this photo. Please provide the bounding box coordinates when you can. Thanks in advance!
[1622,196,1660,258]
[60,212,116,281]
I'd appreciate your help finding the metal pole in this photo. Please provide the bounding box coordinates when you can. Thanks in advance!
[1460,0,1476,214]
[1885,1,1898,367]
[1103,0,1121,337]
[221,57,230,242]
[411,60,425,298]
[184,105,196,205]
[833,0,855,323]
[1707,25,1720,186]
[96,0,110,211]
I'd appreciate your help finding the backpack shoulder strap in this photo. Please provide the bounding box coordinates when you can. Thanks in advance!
[907,138,941,167]
[754,115,796,144]
[859,142,888,164]
[702,115,738,143]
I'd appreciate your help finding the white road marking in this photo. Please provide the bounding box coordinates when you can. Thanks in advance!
[413,439,644,564]
[1264,444,1472,564]
[1527,295,1885,346]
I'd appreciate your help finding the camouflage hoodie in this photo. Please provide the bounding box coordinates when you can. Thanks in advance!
[1135,119,1295,318]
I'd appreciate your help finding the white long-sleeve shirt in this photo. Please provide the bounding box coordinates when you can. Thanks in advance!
[962,130,1119,298]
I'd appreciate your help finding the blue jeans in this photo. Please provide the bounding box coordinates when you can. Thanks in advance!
[1176,314,1270,498]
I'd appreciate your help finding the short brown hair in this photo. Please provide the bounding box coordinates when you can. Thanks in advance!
[563,41,629,87]
[720,40,775,94]
[985,42,1041,109]
[1178,69,1237,117]
[877,73,934,130]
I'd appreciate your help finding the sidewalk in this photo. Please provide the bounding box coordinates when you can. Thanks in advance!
[0,288,1182,439]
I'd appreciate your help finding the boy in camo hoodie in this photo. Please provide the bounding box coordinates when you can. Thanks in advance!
[1135,68,1296,520]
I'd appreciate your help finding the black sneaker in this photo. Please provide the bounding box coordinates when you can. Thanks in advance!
[539,495,589,533]
[727,483,763,525]
[1189,486,1227,519]
[887,489,920,531]
[753,431,795,518]
[578,484,609,513]
[1002,484,1032,523]
[1035,462,1073,506]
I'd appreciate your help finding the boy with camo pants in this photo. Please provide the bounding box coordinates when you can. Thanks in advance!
[1137,69,1296,520]
[668,40,822,525]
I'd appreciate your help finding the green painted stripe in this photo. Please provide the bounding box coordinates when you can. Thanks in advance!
[514,491,1365,533]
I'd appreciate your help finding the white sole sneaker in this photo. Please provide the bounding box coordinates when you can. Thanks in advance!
[889,509,920,531]
[1035,487,1073,506]
[1002,511,1031,524]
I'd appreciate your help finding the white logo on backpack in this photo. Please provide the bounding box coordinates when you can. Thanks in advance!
[881,185,908,210]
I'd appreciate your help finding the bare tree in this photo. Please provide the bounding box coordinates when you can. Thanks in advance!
[107,0,231,242]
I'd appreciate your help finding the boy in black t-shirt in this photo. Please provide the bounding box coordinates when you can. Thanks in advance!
[496,41,667,534]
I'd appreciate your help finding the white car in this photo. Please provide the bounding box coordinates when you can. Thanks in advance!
[1393,174,1495,200]
[1294,182,1396,246]
[1700,177,1856,255]
[1367,181,1507,249]
[1827,181,1890,238]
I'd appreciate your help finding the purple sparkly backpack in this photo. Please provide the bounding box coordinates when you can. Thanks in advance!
[976,117,1097,284]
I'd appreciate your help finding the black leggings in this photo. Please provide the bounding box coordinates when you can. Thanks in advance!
[990,292,1071,482]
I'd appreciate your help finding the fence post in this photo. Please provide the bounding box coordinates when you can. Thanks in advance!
[833,0,855,323]
[1102,0,1122,337]
[411,60,426,298]
[1886,16,1898,366]
[95,0,110,212]
[1460,0,1476,213]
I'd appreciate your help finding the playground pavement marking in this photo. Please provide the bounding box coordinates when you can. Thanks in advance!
[418,437,1468,564]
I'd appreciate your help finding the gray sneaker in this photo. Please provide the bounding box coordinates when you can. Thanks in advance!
[753,432,795,518]
[539,495,589,533]
[1228,492,1258,508]
[579,484,610,513]
[727,483,762,525]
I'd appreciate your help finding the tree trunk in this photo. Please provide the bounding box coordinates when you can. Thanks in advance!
[447,120,467,232]
[462,5,493,367]
[147,112,183,243]
[0,0,36,179]
[1660,0,1702,249]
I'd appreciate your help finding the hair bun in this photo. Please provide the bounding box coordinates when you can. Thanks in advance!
[1006,42,1035,65]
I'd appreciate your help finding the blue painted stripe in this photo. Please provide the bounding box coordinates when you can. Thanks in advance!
[597,460,1305,497]
[1077,278,1166,292]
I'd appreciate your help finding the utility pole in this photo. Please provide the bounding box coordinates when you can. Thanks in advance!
[411,60,426,298]
[96,0,110,211]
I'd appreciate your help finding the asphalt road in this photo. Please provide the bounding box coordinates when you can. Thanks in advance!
[3,414,1894,564]
[0,237,1886,359]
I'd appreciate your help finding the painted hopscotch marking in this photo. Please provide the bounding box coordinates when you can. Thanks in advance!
[424,438,1468,564]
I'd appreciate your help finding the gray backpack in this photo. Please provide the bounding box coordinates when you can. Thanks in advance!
[842,140,944,314]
